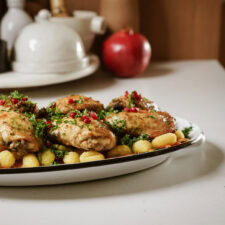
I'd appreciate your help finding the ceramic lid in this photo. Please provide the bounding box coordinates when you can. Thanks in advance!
[13,20,88,74]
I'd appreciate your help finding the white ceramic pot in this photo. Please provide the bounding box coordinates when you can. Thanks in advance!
[13,15,88,74]
[37,9,106,52]
[1,0,32,55]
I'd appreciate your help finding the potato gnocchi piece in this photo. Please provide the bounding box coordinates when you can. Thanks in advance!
[152,133,177,149]
[132,140,153,153]
[22,153,40,168]
[63,151,80,164]
[41,149,55,166]
[175,130,185,139]
[80,151,105,162]
[107,145,132,158]
[0,150,16,168]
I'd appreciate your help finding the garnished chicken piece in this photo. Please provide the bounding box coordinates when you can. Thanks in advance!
[0,91,38,114]
[54,95,104,114]
[0,111,41,159]
[107,91,158,111]
[105,110,175,138]
[48,114,117,152]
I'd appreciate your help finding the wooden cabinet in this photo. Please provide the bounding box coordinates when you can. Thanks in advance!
[0,0,223,61]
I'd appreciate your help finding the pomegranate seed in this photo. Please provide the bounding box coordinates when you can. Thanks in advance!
[131,107,138,112]
[82,116,91,124]
[125,91,129,98]
[91,112,98,120]
[55,156,62,162]
[0,99,6,105]
[46,140,51,147]
[69,112,76,118]
[68,98,74,104]
[84,118,91,124]
[45,120,52,128]
[11,98,19,104]
[132,91,141,101]
[137,94,142,101]
[124,107,131,112]
[132,91,138,99]
[22,97,28,102]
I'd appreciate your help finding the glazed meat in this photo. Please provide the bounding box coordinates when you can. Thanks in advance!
[49,117,116,151]
[0,91,37,114]
[105,111,175,138]
[54,95,104,114]
[0,111,41,159]
[108,92,158,111]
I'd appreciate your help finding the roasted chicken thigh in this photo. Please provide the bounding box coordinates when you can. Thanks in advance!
[0,91,37,114]
[49,116,116,151]
[108,91,158,111]
[105,110,175,138]
[0,111,41,159]
[54,95,104,114]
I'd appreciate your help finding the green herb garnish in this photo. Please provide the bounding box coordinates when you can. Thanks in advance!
[128,92,135,108]
[120,134,150,148]
[97,108,120,120]
[10,90,25,100]
[25,112,48,138]
[109,119,126,134]
[74,97,84,104]
[182,126,193,138]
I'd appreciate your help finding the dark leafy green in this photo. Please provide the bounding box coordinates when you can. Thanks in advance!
[182,126,193,138]
[120,134,150,148]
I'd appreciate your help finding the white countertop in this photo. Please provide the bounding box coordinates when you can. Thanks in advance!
[0,60,225,225]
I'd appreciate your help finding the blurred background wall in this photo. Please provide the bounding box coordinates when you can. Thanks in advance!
[1,0,224,65]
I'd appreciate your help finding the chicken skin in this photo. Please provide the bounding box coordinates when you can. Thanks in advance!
[48,116,116,151]
[105,110,175,138]
[108,91,158,111]
[54,95,104,114]
[0,91,37,114]
[0,111,41,159]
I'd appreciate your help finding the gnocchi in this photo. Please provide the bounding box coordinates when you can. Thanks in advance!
[41,149,55,166]
[132,140,153,153]
[0,150,16,168]
[22,153,40,168]
[107,145,132,158]
[63,151,80,164]
[152,133,177,149]
[175,130,185,139]
[80,151,105,162]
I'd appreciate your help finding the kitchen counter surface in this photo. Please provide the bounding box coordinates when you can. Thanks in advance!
[0,60,224,225]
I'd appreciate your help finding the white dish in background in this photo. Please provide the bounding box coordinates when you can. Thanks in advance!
[0,117,205,186]
[0,54,99,89]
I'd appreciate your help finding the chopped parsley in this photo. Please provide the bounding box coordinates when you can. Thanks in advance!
[182,126,193,138]
[120,134,150,148]
[97,108,120,120]
[128,92,135,108]
[25,112,48,138]
[10,90,25,100]
[108,119,126,134]
[74,97,84,104]
[53,149,65,159]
